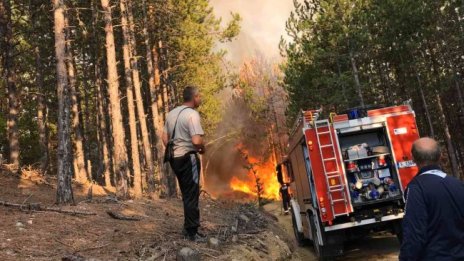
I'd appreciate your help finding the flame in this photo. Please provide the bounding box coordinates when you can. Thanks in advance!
[229,145,281,200]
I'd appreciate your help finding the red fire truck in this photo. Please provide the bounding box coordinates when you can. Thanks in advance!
[277,105,420,259]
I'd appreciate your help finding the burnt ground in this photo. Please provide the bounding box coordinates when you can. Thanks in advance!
[0,169,301,261]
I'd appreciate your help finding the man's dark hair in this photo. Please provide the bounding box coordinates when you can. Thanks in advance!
[411,138,441,166]
[183,85,199,102]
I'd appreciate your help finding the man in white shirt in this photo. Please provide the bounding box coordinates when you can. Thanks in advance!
[162,86,206,242]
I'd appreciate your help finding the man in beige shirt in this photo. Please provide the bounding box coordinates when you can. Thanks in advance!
[162,86,206,242]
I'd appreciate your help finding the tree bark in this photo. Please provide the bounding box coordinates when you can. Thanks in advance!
[126,0,156,193]
[65,15,88,184]
[436,92,460,179]
[349,50,364,108]
[35,46,49,174]
[1,0,20,173]
[142,0,164,194]
[119,0,142,198]
[101,0,130,198]
[53,0,74,204]
[91,0,112,187]
[416,74,435,137]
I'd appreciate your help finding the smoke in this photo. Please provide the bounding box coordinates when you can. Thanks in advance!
[203,93,268,199]
[211,0,295,66]
[202,1,293,199]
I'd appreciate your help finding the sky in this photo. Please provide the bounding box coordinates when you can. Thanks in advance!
[210,0,295,66]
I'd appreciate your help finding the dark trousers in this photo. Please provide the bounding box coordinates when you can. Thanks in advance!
[170,153,200,236]
[281,188,290,211]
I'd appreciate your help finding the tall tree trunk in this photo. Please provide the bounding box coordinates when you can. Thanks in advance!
[154,44,165,122]
[81,47,92,179]
[2,0,20,173]
[119,0,142,198]
[126,0,156,193]
[159,41,170,119]
[142,0,164,194]
[91,0,112,187]
[53,0,74,204]
[35,46,49,173]
[349,50,364,108]
[158,40,177,196]
[336,58,348,106]
[97,77,112,187]
[65,15,88,184]
[454,75,464,118]
[101,0,130,198]
[416,74,435,137]
[436,92,460,178]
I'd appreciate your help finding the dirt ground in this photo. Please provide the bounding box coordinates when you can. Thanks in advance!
[0,170,299,261]
[264,202,401,261]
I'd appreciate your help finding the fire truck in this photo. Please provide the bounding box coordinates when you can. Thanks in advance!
[277,105,420,259]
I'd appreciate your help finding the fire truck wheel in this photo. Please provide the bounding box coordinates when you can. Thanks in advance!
[309,216,324,259]
[291,211,306,246]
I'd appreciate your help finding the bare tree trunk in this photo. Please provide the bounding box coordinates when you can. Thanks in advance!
[119,0,142,198]
[416,74,435,137]
[53,0,74,204]
[142,0,164,194]
[65,15,88,184]
[436,92,460,178]
[101,0,130,198]
[97,79,112,187]
[1,0,20,173]
[126,0,156,193]
[154,44,165,123]
[455,75,464,118]
[91,0,112,187]
[35,46,49,173]
[349,50,364,108]
[159,41,170,118]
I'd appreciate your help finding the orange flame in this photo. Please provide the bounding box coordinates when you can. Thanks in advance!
[229,146,281,200]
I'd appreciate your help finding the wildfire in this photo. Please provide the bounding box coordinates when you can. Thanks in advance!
[229,146,281,200]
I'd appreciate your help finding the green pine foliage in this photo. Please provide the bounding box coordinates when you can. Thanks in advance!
[281,0,464,176]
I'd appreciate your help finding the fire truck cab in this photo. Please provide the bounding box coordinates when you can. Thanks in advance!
[278,105,420,259]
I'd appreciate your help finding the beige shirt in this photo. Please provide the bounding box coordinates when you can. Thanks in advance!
[164,105,204,157]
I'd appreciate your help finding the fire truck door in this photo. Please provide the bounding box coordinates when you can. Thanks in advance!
[386,113,420,191]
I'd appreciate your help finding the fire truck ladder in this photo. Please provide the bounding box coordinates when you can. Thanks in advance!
[315,120,350,217]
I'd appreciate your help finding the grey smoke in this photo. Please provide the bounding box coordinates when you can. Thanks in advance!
[211,0,294,66]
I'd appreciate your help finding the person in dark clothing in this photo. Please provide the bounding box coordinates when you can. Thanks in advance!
[162,86,206,242]
[279,183,290,214]
[399,137,464,261]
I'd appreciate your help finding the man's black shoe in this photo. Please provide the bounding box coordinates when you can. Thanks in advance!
[187,232,207,243]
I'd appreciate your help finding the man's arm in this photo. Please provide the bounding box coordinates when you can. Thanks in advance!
[189,112,205,154]
[192,135,205,154]
[399,183,428,261]
[162,124,168,146]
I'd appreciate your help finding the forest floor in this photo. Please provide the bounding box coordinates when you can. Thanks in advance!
[0,168,300,261]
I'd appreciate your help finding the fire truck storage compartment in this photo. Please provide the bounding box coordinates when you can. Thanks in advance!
[337,125,402,206]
